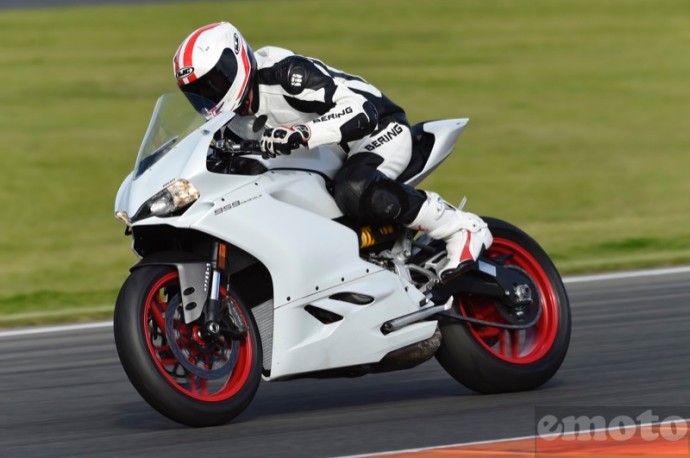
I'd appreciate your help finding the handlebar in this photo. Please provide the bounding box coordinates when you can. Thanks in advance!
[212,139,264,156]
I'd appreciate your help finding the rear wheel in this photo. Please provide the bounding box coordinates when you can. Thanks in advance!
[435,217,571,393]
[113,265,262,427]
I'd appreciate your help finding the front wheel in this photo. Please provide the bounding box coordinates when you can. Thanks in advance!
[113,265,262,427]
[435,217,571,393]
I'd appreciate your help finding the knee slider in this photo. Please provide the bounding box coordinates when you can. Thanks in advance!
[363,182,404,222]
[333,167,405,222]
[332,164,376,219]
[332,154,409,223]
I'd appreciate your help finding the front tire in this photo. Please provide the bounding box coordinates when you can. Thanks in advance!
[113,265,262,427]
[435,217,571,393]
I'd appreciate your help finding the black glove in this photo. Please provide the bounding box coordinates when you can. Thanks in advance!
[259,125,310,157]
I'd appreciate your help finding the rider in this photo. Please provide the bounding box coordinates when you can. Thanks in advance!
[173,22,493,280]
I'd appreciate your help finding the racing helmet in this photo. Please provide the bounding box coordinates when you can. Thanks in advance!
[173,22,256,115]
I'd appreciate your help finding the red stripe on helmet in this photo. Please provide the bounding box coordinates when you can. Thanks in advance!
[173,42,184,75]
[174,23,221,85]
[232,44,251,107]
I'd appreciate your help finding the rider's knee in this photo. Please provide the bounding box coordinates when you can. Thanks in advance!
[331,161,378,219]
[332,168,404,223]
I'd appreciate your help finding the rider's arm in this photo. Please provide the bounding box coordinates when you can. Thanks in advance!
[268,56,379,148]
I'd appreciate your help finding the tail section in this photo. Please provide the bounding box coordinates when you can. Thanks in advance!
[398,118,469,187]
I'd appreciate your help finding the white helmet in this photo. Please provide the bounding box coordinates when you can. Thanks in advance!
[173,22,256,115]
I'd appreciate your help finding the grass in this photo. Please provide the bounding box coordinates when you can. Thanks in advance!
[1,0,689,326]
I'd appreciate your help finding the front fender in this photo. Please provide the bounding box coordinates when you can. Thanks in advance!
[131,251,211,324]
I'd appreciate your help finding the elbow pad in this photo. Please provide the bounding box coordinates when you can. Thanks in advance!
[362,100,379,130]
[339,101,379,143]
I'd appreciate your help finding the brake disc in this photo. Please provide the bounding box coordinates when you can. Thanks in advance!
[165,295,239,380]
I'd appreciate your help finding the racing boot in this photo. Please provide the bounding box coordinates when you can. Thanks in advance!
[407,192,493,282]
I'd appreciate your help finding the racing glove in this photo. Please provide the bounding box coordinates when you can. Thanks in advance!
[259,125,310,157]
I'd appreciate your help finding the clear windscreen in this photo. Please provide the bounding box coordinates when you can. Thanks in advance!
[133,92,214,178]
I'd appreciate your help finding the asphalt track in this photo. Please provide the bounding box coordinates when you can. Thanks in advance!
[1,267,690,457]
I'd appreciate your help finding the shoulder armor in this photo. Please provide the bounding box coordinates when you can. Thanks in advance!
[260,56,333,95]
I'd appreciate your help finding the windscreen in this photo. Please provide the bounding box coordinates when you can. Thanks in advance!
[133,92,212,178]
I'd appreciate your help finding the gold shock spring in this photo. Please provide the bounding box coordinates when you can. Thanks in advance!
[360,224,396,249]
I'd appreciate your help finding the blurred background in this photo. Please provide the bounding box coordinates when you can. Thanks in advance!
[1,0,688,326]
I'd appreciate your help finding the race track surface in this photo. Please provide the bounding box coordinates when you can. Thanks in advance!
[1,269,689,457]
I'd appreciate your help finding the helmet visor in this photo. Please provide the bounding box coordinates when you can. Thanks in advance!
[180,48,238,113]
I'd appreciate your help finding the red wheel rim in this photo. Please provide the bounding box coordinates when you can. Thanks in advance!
[142,272,254,401]
[458,237,559,364]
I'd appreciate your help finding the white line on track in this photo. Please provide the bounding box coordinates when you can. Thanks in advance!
[2,265,689,339]
[0,321,113,338]
[339,433,538,458]
[562,265,690,284]
[339,418,690,457]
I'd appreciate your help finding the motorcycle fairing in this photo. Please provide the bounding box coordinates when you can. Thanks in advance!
[115,93,468,379]
[402,118,468,188]
[179,169,438,378]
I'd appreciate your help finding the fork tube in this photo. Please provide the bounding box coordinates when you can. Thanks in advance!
[204,242,223,333]
[210,270,221,302]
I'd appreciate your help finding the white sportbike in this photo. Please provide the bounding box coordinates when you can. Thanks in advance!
[113,92,571,427]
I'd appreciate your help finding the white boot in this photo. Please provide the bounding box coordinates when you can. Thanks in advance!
[407,192,493,280]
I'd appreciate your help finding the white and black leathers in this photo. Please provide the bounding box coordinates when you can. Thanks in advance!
[228,46,425,222]
[252,47,400,151]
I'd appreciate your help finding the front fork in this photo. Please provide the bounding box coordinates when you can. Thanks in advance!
[202,241,247,339]
[203,241,225,335]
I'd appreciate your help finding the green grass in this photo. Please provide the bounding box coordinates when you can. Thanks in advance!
[1,0,689,326]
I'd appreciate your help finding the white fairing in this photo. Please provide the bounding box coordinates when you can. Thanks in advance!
[406,118,468,188]
[115,92,467,380]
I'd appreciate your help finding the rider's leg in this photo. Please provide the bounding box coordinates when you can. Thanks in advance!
[406,191,492,280]
[332,120,492,279]
[331,152,425,224]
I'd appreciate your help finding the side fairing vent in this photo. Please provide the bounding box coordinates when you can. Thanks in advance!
[329,292,374,305]
[305,292,374,324]
[304,305,343,324]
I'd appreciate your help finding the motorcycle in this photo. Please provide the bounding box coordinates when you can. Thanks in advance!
[113,92,571,427]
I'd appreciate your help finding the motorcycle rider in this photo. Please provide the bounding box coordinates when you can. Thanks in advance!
[173,22,492,280]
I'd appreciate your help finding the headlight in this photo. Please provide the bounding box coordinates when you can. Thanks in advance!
[132,179,200,222]
[115,210,132,226]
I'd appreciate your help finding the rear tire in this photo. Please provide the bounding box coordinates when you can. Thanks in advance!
[435,217,571,393]
[113,265,262,427]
